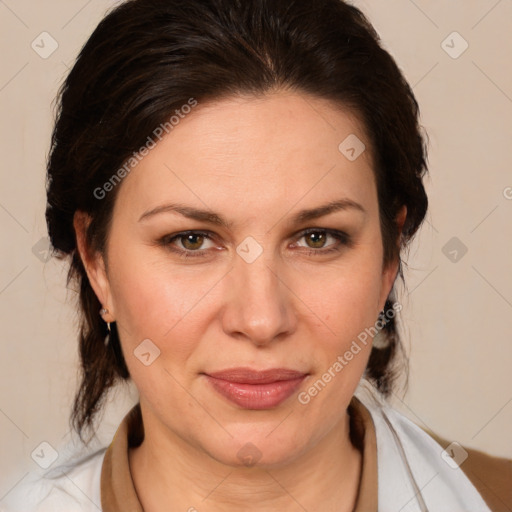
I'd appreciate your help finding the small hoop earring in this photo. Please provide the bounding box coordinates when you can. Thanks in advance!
[100,307,111,345]
[98,306,129,377]
[104,325,111,346]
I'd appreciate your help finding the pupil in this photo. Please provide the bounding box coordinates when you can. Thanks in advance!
[184,234,203,249]
[308,232,325,248]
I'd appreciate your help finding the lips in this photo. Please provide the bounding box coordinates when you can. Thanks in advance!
[204,367,307,409]
[207,367,307,384]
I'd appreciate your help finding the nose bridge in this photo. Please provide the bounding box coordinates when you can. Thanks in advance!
[239,247,279,298]
[222,240,296,343]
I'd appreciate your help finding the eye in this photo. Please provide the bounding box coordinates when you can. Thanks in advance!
[158,228,351,259]
[158,231,217,258]
[293,228,350,255]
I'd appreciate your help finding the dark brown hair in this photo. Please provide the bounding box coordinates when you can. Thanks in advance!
[46,0,428,441]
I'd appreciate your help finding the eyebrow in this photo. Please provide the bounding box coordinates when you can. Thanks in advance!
[138,198,366,227]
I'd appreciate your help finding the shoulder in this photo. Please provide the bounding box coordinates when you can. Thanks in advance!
[1,448,106,512]
[424,429,512,512]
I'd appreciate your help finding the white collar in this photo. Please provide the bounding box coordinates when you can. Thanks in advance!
[355,379,491,511]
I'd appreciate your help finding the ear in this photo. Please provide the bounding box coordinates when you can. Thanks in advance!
[73,211,116,322]
[378,205,407,311]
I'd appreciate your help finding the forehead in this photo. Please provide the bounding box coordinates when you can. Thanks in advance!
[113,91,377,225]
[160,91,373,168]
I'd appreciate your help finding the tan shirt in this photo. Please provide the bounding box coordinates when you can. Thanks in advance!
[100,398,512,511]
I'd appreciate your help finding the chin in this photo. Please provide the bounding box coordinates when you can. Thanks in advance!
[203,429,310,470]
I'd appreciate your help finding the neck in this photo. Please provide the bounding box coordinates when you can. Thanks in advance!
[129,404,362,512]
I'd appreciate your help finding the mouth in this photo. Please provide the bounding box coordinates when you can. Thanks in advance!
[203,367,308,409]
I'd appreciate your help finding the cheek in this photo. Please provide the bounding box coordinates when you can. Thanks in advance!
[301,276,379,391]
[107,267,203,407]
[298,252,384,339]
[106,244,209,370]
[293,257,384,412]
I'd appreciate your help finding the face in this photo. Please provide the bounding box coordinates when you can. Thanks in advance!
[78,91,402,468]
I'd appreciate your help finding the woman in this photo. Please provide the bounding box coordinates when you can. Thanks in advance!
[3,0,510,510]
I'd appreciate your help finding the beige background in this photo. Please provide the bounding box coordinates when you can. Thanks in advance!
[1,0,511,498]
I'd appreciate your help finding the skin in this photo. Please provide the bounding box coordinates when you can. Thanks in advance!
[75,90,406,512]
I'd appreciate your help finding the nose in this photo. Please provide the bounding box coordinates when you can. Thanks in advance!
[220,249,297,347]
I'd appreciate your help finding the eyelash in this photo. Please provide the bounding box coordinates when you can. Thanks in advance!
[157,229,351,259]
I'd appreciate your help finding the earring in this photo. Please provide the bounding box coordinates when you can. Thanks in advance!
[100,307,111,346]
[373,308,392,349]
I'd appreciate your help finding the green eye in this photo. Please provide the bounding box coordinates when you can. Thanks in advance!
[158,228,351,259]
[295,229,351,255]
